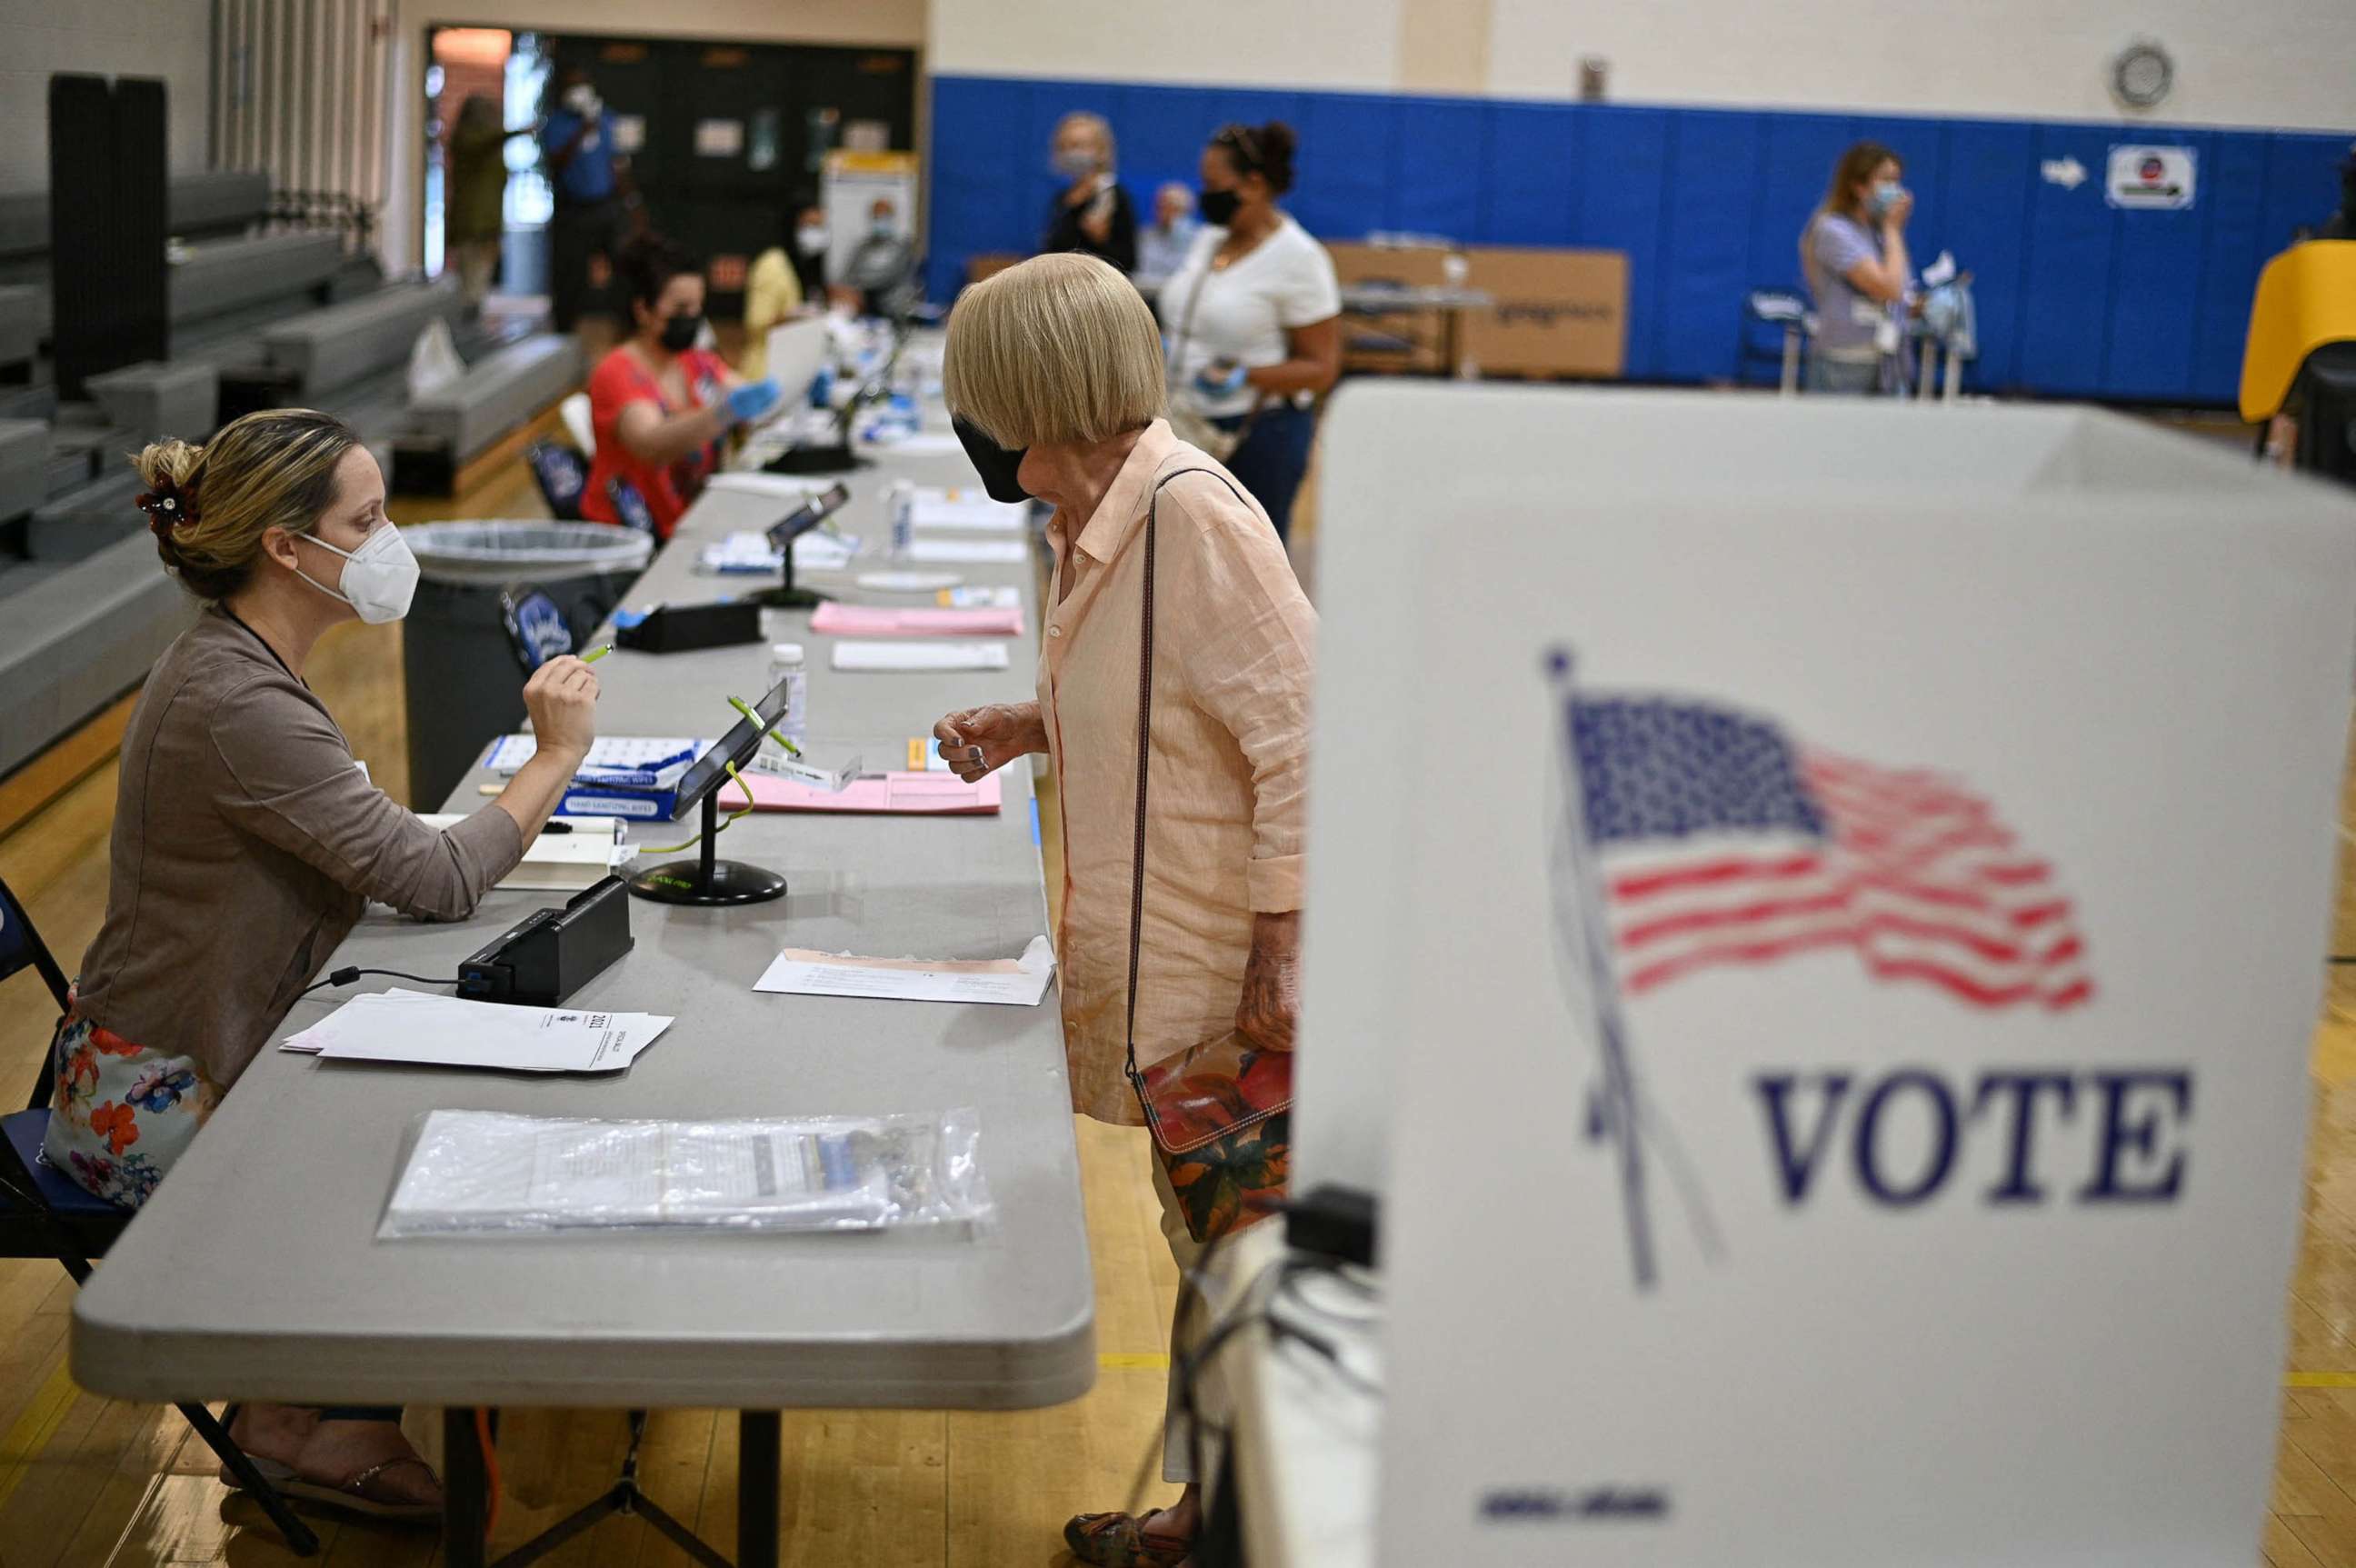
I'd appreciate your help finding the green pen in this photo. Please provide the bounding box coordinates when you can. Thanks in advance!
[728,694,802,757]
[581,644,614,664]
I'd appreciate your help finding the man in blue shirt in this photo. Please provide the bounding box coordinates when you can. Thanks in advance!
[538,65,628,331]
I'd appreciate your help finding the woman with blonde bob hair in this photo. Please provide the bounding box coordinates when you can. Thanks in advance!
[933,254,1315,1567]
[45,408,602,1523]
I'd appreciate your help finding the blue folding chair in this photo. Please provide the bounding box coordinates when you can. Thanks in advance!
[0,878,321,1555]
[497,583,577,676]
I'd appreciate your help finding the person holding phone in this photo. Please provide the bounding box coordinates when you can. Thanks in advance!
[1042,112,1137,274]
[1158,121,1340,544]
[1801,140,1913,395]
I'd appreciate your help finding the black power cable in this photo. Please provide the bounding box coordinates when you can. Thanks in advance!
[299,965,464,997]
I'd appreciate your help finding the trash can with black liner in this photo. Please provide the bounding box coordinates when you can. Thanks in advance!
[400,520,652,808]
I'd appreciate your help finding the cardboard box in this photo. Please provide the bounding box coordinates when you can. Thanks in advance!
[1460,246,1628,379]
[1326,242,1460,375]
[966,253,1022,286]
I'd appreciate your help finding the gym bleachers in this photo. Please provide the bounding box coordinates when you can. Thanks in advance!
[408,332,585,467]
[0,166,584,781]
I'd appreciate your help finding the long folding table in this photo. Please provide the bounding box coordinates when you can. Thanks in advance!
[70,421,1092,1567]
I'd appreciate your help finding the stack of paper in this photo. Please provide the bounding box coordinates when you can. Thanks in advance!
[905,538,1029,566]
[378,1107,994,1235]
[720,770,1001,814]
[704,470,822,500]
[485,736,705,790]
[754,936,1056,1005]
[811,602,1024,638]
[699,530,861,574]
[911,489,1030,533]
[284,989,672,1073]
[833,641,1011,673]
[420,814,634,892]
[938,585,1021,610]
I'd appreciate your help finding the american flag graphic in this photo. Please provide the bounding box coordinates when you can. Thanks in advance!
[1564,693,2093,1012]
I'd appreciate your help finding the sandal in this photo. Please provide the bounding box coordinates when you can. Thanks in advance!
[1064,1508,1193,1567]
[218,1452,443,1524]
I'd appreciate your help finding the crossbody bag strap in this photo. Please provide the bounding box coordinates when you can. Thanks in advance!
[1123,466,1251,1088]
[1168,261,1267,433]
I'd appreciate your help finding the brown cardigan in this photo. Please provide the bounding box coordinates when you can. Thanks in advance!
[71,607,524,1087]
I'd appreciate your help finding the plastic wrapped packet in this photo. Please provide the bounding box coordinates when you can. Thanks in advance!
[377,1107,993,1237]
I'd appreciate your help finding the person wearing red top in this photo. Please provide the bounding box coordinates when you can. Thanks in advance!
[581,234,782,540]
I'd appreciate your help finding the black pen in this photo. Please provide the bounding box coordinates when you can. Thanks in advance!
[541,822,574,835]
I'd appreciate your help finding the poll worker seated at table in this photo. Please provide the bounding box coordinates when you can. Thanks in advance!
[582,232,783,541]
[929,253,1315,1568]
[45,408,603,1521]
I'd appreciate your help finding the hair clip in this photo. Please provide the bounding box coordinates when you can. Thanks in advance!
[135,489,195,534]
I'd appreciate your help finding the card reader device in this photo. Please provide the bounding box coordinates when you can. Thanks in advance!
[458,874,635,1005]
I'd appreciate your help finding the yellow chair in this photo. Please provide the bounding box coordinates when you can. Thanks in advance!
[2240,239,2356,423]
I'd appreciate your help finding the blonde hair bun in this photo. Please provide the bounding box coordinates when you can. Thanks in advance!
[133,409,359,602]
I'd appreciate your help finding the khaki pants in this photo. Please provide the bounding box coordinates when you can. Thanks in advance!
[1152,1155,1206,1485]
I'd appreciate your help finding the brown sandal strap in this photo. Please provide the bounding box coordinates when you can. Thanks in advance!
[334,1453,439,1500]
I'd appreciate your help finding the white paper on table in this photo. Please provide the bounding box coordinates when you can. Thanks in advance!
[868,431,967,455]
[699,530,860,574]
[704,471,826,500]
[831,640,1011,673]
[283,989,673,1072]
[910,490,1029,533]
[754,935,1056,1005]
[905,538,1029,565]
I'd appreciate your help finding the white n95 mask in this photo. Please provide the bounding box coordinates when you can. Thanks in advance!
[295,525,420,624]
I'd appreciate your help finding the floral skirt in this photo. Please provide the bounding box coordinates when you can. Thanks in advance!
[44,1011,220,1209]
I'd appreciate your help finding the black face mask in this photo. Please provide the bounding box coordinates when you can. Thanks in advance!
[953,415,1030,504]
[1198,186,1241,225]
[657,313,703,354]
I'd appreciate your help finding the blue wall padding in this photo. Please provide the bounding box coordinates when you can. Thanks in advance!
[926,73,2353,404]
[2015,123,2121,396]
[1478,104,1580,247]
[1933,121,2039,389]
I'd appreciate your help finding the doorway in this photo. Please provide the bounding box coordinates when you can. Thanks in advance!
[420,26,916,325]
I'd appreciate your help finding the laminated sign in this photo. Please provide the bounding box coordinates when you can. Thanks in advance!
[1299,382,2356,1568]
[2107,144,2197,209]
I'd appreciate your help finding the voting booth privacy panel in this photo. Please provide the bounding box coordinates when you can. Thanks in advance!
[1299,383,2356,1566]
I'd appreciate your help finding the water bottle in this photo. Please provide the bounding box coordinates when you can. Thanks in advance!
[767,644,808,744]
[887,480,915,560]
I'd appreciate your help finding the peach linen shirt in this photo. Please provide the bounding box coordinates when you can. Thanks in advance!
[1039,420,1317,1124]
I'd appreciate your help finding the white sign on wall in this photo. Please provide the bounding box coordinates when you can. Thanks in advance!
[2108,144,2198,209]
[1299,383,2356,1567]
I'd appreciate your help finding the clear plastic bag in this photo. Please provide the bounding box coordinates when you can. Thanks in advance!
[407,317,465,403]
[378,1107,993,1237]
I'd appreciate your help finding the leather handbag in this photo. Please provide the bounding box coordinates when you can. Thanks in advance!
[1123,469,1293,1243]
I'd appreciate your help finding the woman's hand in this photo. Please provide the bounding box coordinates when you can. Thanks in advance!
[726,377,784,425]
[933,703,1046,783]
[1883,189,1914,232]
[523,654,600,764]
[1234,911,1301,1052]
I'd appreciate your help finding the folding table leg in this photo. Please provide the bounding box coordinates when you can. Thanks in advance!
[737,1411,781,1568]
[444,1407,491,1568]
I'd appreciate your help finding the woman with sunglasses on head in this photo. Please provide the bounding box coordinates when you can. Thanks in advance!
[1158,121,1341,546]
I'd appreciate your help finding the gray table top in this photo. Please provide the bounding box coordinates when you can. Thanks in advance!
[71,421,1096,1411]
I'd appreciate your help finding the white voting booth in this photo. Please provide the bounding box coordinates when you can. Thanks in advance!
[1296,383,2356,1566]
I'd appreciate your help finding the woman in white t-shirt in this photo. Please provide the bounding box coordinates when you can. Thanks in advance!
[1158,121,1341,544]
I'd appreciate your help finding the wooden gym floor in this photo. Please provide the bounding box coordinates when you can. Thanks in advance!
[0,432,2348,1567]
